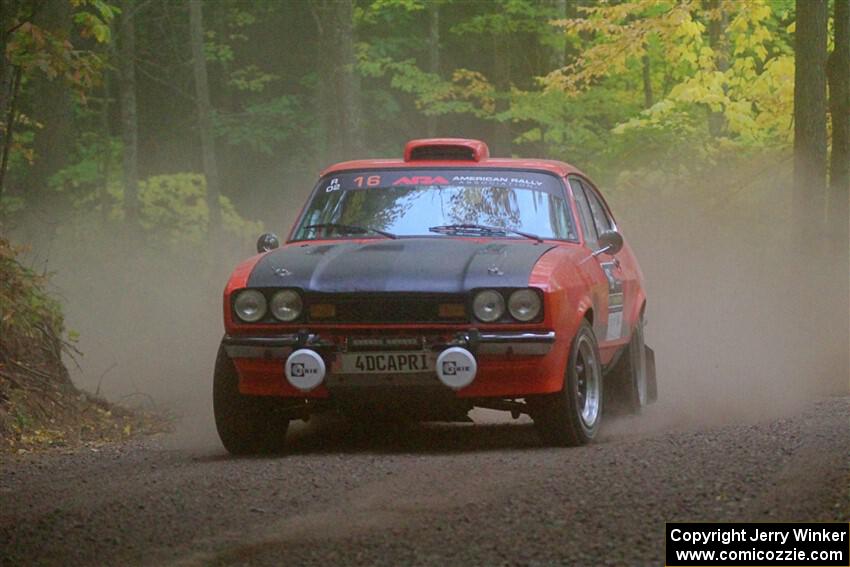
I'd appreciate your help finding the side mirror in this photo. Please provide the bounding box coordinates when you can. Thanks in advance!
[593,230,623,256]
[256,232,280,253]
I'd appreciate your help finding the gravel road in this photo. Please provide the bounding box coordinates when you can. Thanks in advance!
[1,397,848,566]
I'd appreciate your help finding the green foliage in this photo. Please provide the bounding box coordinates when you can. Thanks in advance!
[138,174,263,247]
[451,0,558,36]
[0,0,814,254]
[537,0,796,164]
[44,138,262,251]
[72,0,120,43]
[358,0,426,25]
[5,0,115,93]
[352,0,799,187]
[213,95,303,155]
[204,31,236,64]
[50,132,120,193]
[227,65,278,92]
[0,238,65,349]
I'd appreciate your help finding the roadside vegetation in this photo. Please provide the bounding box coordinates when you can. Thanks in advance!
[0,237,167,451]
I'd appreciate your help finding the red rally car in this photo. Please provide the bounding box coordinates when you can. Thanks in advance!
[215,138,656,454]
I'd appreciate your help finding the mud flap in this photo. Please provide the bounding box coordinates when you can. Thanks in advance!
[645,345,657,403]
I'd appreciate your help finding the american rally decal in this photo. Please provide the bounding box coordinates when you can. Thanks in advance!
[318,169,563,196]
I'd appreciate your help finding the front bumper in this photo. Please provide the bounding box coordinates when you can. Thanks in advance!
[222,330,556,360]
[223,329,564,399]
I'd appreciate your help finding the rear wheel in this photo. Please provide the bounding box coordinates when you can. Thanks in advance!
[532,320,603,446]
[213,345,289,455]
[607,312,648,414]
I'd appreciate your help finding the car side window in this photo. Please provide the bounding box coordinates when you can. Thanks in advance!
[580,179,614,235]
[569,177,598,247]
[549,194,578,241]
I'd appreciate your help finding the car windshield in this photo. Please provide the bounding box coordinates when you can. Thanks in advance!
[292,169,577,241]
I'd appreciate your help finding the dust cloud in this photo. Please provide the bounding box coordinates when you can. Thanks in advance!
[609,157,849,432]
[18,155,848,449]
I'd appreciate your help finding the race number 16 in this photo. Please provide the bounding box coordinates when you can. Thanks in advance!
[354,175,381,187]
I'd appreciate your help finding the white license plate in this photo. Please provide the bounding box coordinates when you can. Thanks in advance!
[338,351,435,374]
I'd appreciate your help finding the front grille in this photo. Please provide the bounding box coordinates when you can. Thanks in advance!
[305,293,467,324]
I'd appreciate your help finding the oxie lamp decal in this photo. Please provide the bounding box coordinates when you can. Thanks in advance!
[666,523,850,567]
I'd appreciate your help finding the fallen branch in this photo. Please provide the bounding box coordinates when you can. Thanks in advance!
[6,359,57,383]
[95,362,117,398]
[0,368,68,409]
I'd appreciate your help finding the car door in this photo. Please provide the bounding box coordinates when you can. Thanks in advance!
[567,176,612,349]
[580,178,638,346]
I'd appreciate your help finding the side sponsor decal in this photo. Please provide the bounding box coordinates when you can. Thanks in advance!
[601,261,624,341]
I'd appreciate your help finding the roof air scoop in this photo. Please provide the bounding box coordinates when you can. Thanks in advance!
[404,138,490,162]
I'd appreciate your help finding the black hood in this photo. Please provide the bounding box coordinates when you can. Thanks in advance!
[247,238,555,294]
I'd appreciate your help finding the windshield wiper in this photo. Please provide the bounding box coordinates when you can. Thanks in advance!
[428,223,543,243]
[304,223,397,239]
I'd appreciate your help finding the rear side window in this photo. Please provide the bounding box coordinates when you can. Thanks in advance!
[548,195,578,241]
[581,179,614,234]
[569,177,598,247]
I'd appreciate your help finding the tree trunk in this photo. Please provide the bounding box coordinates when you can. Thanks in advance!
[0,65,14,203]
[308,1,332,167]
[793,0,828,242]
[25,0,73,213]
[100,68,113,226]
[335,0,363,159]
[0,64,20,208]
[0,0,21,200]
[0,61,14,158]
[641,54,653,109]
[189,0,222,249]
[492,35,512,157]
[119,0,139,231]
[706,0,728,136]
[551,0,573,69]
[555,0,567,67]
[827,0,850,393]
[551,0,574,158]
[426,1,440,137]
[828,0,849,251]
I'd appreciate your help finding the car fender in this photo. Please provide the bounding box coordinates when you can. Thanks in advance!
[223,252,268,333]
[529,244,597,390]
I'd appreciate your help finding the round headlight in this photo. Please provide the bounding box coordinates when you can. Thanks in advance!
[473,290,505,323]
[270,289,302,322]
[508,289,542,322]
[234,289,267,322]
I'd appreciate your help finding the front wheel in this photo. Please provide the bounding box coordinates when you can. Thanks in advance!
[213,345,289,455]
[532,320,603,446]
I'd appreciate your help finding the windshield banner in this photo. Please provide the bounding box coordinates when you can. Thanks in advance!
[316,169,566,196]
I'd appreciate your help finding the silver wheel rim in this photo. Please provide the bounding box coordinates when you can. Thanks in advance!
[575,335,601,427]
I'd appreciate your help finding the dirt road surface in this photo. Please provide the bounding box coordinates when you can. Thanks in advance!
[1,397,848,566]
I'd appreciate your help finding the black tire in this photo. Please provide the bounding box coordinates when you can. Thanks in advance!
[607,312,648,414]
[532,320,603,446]
[645,345,658,404]
[213,345,289,455]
